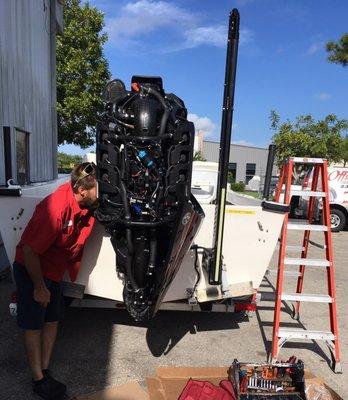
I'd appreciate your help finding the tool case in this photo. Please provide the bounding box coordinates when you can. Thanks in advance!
[229,359,307,399]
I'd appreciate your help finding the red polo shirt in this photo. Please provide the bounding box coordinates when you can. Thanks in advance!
[15,182,95,282]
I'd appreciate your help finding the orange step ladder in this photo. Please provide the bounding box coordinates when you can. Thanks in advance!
[269,157,342,373]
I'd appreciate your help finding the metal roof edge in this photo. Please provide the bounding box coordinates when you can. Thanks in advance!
[203,140,268,151]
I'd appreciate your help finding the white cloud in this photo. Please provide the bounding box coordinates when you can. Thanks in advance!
[188,113,216,136]
[105,0,254,51]
[184,26,226,48]
[307,42,322,55]
[314,92,331,101]
[105,1,189,46]
[183,26,253,49]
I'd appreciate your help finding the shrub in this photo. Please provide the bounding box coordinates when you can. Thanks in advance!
[230,181,245,192]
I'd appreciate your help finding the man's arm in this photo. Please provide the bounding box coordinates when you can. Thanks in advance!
[23,244,51,307]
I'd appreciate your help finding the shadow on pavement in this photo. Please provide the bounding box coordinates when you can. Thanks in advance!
[145,310,247,357]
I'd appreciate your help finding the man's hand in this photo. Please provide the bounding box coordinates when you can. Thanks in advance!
[23,244,51,307]
[34,285,51,308]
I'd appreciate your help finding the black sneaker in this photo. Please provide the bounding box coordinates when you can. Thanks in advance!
[33,375,67,400]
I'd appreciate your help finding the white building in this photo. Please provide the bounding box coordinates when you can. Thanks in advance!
[202,140,277,185]
[0,0,64,187]
[0,0,64,271]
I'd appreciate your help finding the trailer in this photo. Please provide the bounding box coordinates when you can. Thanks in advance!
[0,177,286,313]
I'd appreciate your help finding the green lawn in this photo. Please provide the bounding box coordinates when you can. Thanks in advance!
[243,190,262,199]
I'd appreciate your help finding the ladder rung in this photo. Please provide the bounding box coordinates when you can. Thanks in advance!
[287,221,328,232]
[290,190,326,197]
[267,269,302,278]
[291,157,325,164]
[281,293,332,303]
[278,328,335,341]
[284,258,331,267]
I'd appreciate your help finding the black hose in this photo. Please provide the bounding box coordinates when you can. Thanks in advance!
[159,109,170,137]
[117,219,170,228]
[145,87,167,109]
[192,246,201,295]
[119,181,130,217]
[125,228,138,290]
[149,230,157,268]
[113,109,135,124]
[112,133,172,142]
[144,87,171,137]
[120,178,139,290]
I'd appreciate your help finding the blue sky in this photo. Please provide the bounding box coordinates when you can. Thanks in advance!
[59,0,348,155]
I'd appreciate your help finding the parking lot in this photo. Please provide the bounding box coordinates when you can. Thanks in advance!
[0,228,347,399]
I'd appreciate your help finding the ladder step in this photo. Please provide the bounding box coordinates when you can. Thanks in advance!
[267,270,302,278]
[290,190,326,197]
[284,258,331,267]
[278,328,335,341]
[291,157,325,164]
[288,221,328,232]
[281,293,332,303]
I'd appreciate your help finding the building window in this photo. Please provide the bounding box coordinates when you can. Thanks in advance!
[228,162,237,183]
[3,127,12,184]
[245,163,256,184]
[16,129,29,185]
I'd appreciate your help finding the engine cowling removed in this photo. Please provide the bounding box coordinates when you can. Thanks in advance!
[96,76,204,321]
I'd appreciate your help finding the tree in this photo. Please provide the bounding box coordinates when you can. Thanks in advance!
[326,34,348,67]
[57,0,110,148]
[270,111,348,167]
[341,136,348,167]
[57,152,83,172]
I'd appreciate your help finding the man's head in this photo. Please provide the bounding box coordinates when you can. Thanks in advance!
[71,162,98,210]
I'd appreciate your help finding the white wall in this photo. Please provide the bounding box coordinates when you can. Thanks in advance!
[0,0,62,185]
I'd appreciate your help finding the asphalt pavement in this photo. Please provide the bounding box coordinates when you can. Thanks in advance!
[0,228,347,399]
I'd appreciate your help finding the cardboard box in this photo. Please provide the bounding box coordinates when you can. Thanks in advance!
[146,367,230,400]
[305,373,342,400]
[73,366,343,400]
[146,367,343,400]
[74,381,149,400]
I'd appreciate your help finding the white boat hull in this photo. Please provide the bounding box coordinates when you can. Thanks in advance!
[0,179,284,304]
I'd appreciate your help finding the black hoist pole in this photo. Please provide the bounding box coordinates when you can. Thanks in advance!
[263,144,277,200]
[210,9,240,284]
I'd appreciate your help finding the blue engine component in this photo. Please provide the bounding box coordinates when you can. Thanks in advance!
[132,204,142,215]
[138,150,154,169]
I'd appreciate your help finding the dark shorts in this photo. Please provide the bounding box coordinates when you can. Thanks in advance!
[13,261,65,330]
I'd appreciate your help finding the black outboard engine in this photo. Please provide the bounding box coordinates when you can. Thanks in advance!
[96,76,204,321]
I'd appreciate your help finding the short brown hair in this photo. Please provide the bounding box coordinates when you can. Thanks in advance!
[71,162,96,192]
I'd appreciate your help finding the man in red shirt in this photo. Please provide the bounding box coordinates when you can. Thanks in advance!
[13,162,97,400]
